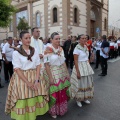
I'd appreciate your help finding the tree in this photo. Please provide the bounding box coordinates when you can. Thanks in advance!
[0,0,16,27]
[16,17,31,32]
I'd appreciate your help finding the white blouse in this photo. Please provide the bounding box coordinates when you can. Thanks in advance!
[110,42,115,46]
[12,49,40,70]
[73,45,89,62]
[44,45,65,66]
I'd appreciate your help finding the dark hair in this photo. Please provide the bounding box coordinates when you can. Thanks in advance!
[77,34,84,40]
[51,32,59,39]
[39,37,43,40]
[7,37,13,40]
[31,27,39,33]
[102,35,107,40]
[86,35,89,40]
[19,31,29,39]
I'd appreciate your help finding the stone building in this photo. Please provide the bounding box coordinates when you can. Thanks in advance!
[0,0,109,41]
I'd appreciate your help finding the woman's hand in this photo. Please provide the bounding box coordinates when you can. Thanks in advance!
[34,80,40,90]
[49,78,54,85]
[27,82,35,90]
[77,71,81,79]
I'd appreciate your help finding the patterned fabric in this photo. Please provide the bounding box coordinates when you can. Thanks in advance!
[70,61,94,101]
[43,64,71,116]
[73,61,94,76]
[49,88,68,116]
[5,69,49,115]
[11,96,49,120]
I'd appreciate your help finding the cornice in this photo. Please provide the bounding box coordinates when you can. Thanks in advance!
[87,0,103,8]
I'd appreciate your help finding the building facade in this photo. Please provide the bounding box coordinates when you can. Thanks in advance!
[108,25,120,38]
[0,0,109,41]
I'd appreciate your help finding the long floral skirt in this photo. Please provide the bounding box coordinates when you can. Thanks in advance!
[5,69,49,120]
[43,64,71,116]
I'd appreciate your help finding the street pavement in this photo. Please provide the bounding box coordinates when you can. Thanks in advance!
[0,58,120,120]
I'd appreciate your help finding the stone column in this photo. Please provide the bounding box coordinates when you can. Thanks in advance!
[44,0,48,37]
[86,0,91,36]
[62,0,69,39]
[27,2,33,34]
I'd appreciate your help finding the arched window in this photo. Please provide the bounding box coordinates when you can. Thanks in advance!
[104,18,107,30]
[74,8,78,23]
[90,10,96,21]
[36,12,40,27]
[53,7,57,23]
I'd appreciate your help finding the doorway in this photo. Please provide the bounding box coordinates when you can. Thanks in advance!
[90,20,95,37]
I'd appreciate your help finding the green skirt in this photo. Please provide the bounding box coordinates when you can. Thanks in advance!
[11,96,49,120]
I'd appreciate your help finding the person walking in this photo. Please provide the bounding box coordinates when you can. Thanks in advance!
[0,60,4,88]
[43,32,71,118]
[5,31,49,120]
[69,36,78,70]
[117,37,120,56]
[99,35,110,76]
[30,27,44,61]
[70,34,94,107]
[63,35,72,67]
[95,36,102,69]
[2,37,14,83]
[85,35,92,61]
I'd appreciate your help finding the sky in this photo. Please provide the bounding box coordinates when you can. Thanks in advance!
[109,0,120,28]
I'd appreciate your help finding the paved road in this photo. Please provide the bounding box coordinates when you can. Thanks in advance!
[0,59,120,120]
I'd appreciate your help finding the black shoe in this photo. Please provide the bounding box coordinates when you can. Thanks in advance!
[98,73,106,76]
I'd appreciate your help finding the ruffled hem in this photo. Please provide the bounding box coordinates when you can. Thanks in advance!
[49,78,71,108]
[72,61,94,76]
[10,96,49,120]
[50,78,71,94]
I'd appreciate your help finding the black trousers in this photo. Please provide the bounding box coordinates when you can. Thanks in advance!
[109,49,114,58]
[100,56,108,74]
[114,50,118,58]
[4,61,13,81]
[65,52,70,67]
[70,56,74,69]
[118,46,120,56]
[95,50,100,68]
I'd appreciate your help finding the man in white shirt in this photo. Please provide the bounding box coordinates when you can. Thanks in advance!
[95,37,102,69]
[99,35,110,76]
[30,27,44,63]
[2,37,14,83]
[1,39,7,51]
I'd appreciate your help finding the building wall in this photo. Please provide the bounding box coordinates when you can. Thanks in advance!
[0,0,109,42]
[68,0,87,36]
[47,0,63,38]
[101,0,108,36]
[33,0,45,38]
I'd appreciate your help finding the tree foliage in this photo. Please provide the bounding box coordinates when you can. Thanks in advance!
[0,0,16,28]
[16,17,31,32]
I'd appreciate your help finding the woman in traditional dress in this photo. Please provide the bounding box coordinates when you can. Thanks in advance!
[70,34,94,107]
[43,32,71,118]
[5,31,49,120]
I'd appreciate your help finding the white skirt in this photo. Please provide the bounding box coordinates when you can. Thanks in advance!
[70,61,94,101]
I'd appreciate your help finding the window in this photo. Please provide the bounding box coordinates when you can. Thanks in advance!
[74,8,78,23]
[104,18,107,30]
[53,7,57,23]
[90,10,96,21]
[36,12,40,27]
